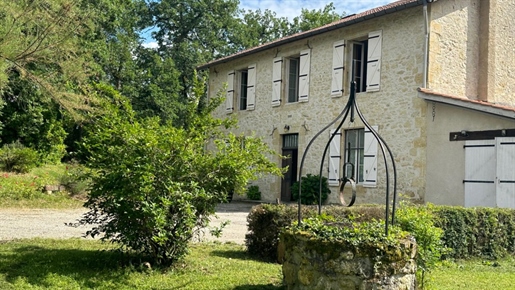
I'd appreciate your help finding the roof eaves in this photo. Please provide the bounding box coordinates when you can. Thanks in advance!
[197,0,424,70]
[417,88,515,120]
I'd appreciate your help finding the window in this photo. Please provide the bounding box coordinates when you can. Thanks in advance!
[287,57,300,103]
[271,49,310,106]
[344,129,365,182]
[352,42,367,93]
[226,64,256,113]
[350,30,382,93]
[239,70,248,110]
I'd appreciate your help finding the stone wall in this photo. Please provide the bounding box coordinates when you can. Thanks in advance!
[207,6,427,204]
[281,231,417,290]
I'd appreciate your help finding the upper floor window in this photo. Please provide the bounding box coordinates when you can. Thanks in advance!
[348,30,382,93]
[239,70,248,110]
[271,49,311,106]
[226,64,256,113]
[352,41,368,93]
[287,57,300,103]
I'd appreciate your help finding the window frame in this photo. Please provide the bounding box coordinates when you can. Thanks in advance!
[351,40,368,93]
[286,56,300,103]
[238,69,248,111]
[344,128,365,183]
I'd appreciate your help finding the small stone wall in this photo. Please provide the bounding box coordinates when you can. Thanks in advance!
[281,232,417,290]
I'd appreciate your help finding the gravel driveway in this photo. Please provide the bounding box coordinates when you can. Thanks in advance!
[0,202,255,244]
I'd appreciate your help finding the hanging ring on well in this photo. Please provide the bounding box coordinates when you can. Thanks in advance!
[339,177,356,207]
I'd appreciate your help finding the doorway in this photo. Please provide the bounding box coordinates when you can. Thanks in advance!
[281,134,298,202]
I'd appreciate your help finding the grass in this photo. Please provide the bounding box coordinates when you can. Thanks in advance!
[0,239,284,290]
[430,257,515,290]
[0,164,84,209]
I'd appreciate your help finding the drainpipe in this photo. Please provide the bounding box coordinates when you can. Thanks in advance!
[423,0,429,88]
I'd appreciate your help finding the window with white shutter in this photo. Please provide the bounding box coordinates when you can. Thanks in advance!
[328,129,341,186]
[246,64,256,110]
[331,40,345,97]
[495,137,515,209]
[272,57,282,107]
[226,70,235,113]
[363,126,378,187]
[366,30,382,92]
[298,49,310,102]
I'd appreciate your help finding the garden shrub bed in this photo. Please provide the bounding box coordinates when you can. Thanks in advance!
[246,203,515,261]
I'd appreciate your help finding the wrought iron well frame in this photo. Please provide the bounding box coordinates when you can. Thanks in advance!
[297,81,398,235]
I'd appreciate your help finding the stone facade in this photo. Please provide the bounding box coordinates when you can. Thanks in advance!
[203,0,515,206]
[281,231,417,290]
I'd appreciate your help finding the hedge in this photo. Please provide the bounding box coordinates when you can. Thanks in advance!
[245,203,515,261]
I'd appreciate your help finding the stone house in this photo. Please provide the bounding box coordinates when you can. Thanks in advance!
[198,0,515,207]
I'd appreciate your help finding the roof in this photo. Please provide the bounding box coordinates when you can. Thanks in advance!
[418,88,515,119]
[198,0,427,70]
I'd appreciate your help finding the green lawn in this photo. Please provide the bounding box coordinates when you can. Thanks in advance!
[0,239,284,290]
[0,164,84,209]
[430,258,515,290]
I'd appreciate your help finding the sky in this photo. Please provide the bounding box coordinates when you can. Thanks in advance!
[142,0,398,48]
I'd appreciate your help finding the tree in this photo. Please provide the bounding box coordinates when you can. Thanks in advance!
[76,74,283,265]
[289,3,344,34]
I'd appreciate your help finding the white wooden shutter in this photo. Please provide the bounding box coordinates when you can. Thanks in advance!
[366,30,382,92]
[246,64,256,110]
[226,70,235,113]
[272,57,282,107]
[328,129,341,186]
[331,40,345,97]
[363,126,378,187]
[495,137,515,209]
[298,49,311,102]
[463,140,496,207]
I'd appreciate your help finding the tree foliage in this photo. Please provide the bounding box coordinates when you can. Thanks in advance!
[77,75,283,265]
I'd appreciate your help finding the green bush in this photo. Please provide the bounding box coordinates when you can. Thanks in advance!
[432,206,515,259]
[76,81,282,266]
[246,185,261,200]
[291,174,330,205]
[396,202,448,289]
[58,161,91,197]
[246,203,385,261]
[0,141,39,173]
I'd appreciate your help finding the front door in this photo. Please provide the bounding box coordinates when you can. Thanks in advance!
[281,134,298,202]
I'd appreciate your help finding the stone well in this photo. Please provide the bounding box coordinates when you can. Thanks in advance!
[281,231,417,290]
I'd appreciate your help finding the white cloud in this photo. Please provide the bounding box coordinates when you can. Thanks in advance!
[142,41,159,49]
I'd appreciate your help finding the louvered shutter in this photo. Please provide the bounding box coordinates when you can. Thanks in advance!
[363,126,378,187]
[366,30,382,92]
[246,64,256,110]
[329,129,341,186]
[298,49,311,102]
[463,140,496,207]
[331,40,345,97]
[226,70,235,113]
[272,57,282,107]
[496,138,515,209]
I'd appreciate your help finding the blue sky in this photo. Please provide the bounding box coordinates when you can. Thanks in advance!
[142,0,397,48]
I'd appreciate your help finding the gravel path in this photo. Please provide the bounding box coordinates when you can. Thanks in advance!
[0,202,255,244]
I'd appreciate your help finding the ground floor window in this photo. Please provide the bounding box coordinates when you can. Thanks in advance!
[344,129,364,182]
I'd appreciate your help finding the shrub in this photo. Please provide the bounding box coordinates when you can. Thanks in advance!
[76,79,282,266]
[246,185,261,200]
[396,202,448,289]
[0,141,39,173]
[291,174,330,205]
[246,203,385,261]
[432,206,515,259]
[58,161,91,197]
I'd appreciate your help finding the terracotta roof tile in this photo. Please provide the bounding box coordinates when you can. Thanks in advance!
[418,87,515,114]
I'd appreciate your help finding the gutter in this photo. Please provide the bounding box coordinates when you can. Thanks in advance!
[423,0,429,88]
